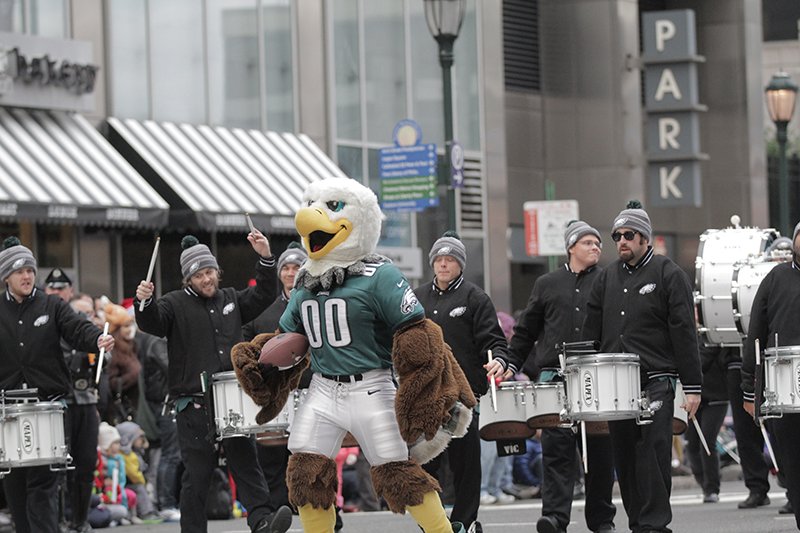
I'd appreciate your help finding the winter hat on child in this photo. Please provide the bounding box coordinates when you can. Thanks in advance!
[612,200,652,242]
[0,237,37,282]
[98,422,121,452]
[116,421,145,455]
[564,220,601,252]
[179,235,219,281]
[277,241,308,272]
[429,231,467,271]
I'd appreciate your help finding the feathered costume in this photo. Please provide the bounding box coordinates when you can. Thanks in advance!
[231,178,476,533]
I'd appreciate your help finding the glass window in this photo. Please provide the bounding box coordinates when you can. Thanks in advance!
[363,1,405,144]
[149,0,206,123]
[263,0,294,132]
[207,0,260,129]
[106,0,149,119]
[454,0,479,151]
[29,0,66,38]
[336,144,362,180]
[0,0,23,33]
[333,0,361,141]
[36,224,73,268]
[409,0,444,147]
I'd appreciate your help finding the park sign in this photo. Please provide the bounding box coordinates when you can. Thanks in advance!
[641,10,707,208]
[379,119,438,212]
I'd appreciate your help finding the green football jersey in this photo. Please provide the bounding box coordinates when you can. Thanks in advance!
[279,261,424,376]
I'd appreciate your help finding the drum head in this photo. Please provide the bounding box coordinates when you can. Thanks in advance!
[566,353,640,366]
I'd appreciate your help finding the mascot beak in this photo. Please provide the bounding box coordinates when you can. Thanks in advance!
[295,206,353,260]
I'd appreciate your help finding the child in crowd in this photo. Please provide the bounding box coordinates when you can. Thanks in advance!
[117,421,162,523]
[94,422,137,526]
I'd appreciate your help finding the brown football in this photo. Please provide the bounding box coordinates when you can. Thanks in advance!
[258,332,310,370]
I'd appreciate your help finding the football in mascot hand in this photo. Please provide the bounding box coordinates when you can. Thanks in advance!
[259,333,310,370]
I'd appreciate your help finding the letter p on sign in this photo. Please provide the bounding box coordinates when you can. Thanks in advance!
[655,20,676,52]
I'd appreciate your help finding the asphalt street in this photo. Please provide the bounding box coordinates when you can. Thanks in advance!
[116,478,796,533]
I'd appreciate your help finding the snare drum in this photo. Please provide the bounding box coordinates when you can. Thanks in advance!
[762,346,800,414]
[212,371,291,439]
[525,382,568,429]
[0,401,70,469]
[564,354,642,421]
[695,226,777,346]
[479,381,535,441]
[732,254,790,337]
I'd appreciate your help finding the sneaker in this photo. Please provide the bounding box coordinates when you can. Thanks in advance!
[70,523,93,533]
[779,500,794,514]
[129,516,143,525]
[160,508,181,522]
[537,515,566,533]
[468,521,483,533]
[118,518,132,526]
[703,493,719,503]
[738,492,770,509]
[254,505,293,533]
[479,493,497,505]
[451,522,466,533]
[140,512,164,524]
[495,492,515,505]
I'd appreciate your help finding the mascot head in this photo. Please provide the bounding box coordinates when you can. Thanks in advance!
[295,177,383,277]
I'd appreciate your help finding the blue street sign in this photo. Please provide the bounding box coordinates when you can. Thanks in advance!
[379,144,437,178]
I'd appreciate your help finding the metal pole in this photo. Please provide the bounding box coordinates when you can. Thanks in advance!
[439,36,457,232]
[777,121,790,236]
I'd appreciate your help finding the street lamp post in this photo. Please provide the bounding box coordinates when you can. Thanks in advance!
[765,71,798,236]
[424,0,466,232]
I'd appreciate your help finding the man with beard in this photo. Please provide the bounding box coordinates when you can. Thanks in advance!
[135,232,292,533]
[582,202,701,533]
[486,220,617,533]
[0,238,114,533]
[742,221,800,529]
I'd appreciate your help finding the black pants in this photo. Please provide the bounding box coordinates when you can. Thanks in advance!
[609,379,674,533]
[65,403,100,526]
[4,465,60,533]
[771,414,800,528]
[541,427,616,531]
[177,403,274,532]
[685,402,727,496]
[257,443,290,509]
[726,367,770,496]
[423,413,481,527]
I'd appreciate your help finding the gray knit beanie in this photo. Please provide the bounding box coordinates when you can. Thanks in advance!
[564,220,601,252]
[429,231,467,271]
[793,221,800,243]
[179,235,219,281]
[277,241,307,272]
[0,237,37,282]
[612,200,652,242]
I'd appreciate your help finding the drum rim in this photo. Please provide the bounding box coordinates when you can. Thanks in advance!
[212,370,237,381]
[565,353,639,365]
[531,382,564,389]
[764,346,800,356]
[1,401,64,413]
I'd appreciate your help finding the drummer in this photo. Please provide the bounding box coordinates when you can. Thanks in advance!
[486,220,617,533]
[582,201,701,533]
[742,220,800,529]
[0,238,114,533]
[135,233,293,533]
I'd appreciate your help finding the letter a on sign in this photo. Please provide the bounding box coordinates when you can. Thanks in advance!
[655,69,683,102]
[660,166,683,199]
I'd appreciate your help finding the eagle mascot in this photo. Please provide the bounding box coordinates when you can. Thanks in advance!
[231,177,476,533]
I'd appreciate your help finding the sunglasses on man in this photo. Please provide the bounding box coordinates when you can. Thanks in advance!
[611,230,639,242]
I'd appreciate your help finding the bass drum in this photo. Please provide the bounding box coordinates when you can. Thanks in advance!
[695,224,777,346]
[732,252,791,337]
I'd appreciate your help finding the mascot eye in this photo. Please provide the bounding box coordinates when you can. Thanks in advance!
[307,200,313,207]
[326,200,345,212]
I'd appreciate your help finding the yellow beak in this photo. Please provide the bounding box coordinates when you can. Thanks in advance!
[295,207,353,260]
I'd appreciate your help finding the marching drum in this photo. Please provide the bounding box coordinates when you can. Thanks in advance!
[0,401,70,471]
[695,223,778,346]
[479,381,536,441]
[563,354,643,421]
[525,382,568,430]
[732,253,791,337]
[212,371,291,439]
[761,346,800,415]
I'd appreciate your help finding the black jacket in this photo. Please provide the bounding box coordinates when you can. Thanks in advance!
[242,291,289,341]
[698,344,728,404]
[135,257,276,396]
[582,248,702,395]
[741,261,800,403]
[414,275,509,396]
[500,264,600,375]
[0,289,102,399]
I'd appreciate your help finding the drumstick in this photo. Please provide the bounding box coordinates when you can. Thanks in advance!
[692,417,711,456]
[139,236,160,312]
[761,424,779,472]
[94,322,109,385]
[245,212,256,235]
[488,350,498,413]
[581,420,589,474]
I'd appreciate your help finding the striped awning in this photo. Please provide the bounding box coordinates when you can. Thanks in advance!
[106,118,348,233]
[0,107,169,228]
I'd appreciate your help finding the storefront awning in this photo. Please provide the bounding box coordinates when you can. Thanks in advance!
[0,107,169,228]
[106,118,348,234]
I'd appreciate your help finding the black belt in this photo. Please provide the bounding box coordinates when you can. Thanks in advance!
[321,373,363,383]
